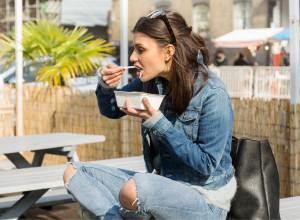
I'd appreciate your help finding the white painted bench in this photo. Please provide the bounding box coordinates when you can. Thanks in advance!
[0,156,145,219]
[0,156,299,219]
[280,196,300,219]
[0,187,73,211]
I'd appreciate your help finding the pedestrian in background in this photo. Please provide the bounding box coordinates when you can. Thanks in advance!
[233,52,249,66]
[214,49,228,66]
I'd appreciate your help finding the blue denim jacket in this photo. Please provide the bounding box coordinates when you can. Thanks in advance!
[95,53,235,190]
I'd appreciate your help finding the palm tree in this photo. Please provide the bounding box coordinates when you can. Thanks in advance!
[0,20,114,86]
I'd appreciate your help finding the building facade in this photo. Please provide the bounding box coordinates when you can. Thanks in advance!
[0,0,61,36]
[0,0,292,66]
[109,0,290,66]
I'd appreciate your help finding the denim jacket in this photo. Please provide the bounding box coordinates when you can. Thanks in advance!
[95,52,235,190]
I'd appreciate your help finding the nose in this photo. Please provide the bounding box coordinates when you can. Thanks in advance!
[130,51,138,63]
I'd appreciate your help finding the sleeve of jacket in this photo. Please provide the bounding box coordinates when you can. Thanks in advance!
[142,87,234,175]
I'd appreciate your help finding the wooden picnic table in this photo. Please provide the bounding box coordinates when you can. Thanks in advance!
[0,132,105,168]
[0,132,105,219]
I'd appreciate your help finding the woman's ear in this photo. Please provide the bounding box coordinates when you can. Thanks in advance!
[164,44,175,62]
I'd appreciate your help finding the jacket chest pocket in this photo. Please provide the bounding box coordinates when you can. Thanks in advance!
[175,109,199,141]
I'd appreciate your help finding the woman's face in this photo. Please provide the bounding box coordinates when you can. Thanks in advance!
[130,32,171,82]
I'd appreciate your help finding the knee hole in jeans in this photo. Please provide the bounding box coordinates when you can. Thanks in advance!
[63,164,77,184]
[119,178,138,211]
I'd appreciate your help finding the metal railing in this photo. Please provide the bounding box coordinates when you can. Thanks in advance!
[253,66,290,100]
[210,66,291,100]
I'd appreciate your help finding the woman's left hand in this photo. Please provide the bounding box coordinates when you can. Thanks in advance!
[120,97,158,120]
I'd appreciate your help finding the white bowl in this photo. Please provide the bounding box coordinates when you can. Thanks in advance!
[114,91,165,110]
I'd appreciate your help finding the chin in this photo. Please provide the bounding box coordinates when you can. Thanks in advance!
[138,73,152,82]
[139,76,148,82]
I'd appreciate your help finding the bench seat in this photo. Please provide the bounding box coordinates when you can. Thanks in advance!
[0,156,299,219]
[0,156,145,195]
[280,196,300,219]
[0,156,145,216]
[0,187,73,211]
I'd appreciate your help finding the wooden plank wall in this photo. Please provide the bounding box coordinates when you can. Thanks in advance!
[0,85,299,198]
[231,98,300,198]
[19,85,143,166]
[0,85,14,138]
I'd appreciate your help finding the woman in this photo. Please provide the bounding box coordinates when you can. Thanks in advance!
[64,10,236,220]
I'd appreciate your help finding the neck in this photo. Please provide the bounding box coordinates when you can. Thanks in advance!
[159,60,172,82]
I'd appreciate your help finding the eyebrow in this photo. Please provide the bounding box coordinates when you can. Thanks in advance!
[134,43,145,47]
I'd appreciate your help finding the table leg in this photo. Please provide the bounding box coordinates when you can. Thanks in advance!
[32,145,79,162]
[32,152,46,167]
[4,153,31,169]
[67,147,79,162]
[0,189,48,220]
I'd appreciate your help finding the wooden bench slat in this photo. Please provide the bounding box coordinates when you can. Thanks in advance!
[280,196,300,220]
[0,156,145,194]
[1,156,299,219]
[0,187,73,211]
[280,211,300,219]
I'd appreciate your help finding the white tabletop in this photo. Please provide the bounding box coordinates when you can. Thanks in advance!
[0,133,105,154]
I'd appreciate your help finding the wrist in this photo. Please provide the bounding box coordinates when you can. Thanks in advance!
[143,111,164,129]
[97,67,114,89]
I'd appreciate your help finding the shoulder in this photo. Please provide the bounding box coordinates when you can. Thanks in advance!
[198,68,230,97]
[206,71,229,93]
[190,68,231,110]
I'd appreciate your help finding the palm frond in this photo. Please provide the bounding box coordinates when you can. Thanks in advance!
[0,20,115,86]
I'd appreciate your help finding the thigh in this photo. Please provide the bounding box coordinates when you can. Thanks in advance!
[71,161,137,201]
[132,173,224,220]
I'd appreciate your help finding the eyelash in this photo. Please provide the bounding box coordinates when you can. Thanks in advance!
[137,48,144,54]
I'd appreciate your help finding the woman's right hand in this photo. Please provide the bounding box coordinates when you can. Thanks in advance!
[101,64,125,88]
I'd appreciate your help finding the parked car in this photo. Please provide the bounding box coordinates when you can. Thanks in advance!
[99,56,119,67]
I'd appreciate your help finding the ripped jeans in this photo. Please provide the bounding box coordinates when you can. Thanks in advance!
[65,162,227,220]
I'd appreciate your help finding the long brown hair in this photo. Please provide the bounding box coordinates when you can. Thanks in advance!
[133,10,210,113]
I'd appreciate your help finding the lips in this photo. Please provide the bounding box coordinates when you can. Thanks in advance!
[135,65,143,77]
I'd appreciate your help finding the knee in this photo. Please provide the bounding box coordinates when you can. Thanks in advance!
[63,164,76,184]
[120,178,138,211]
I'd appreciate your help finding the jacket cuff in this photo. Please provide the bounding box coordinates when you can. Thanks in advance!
[142,111,164,129]
[142,111,172,138]
[97,67,116,89]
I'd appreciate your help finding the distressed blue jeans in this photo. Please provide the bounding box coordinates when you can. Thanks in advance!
[65,162,227,220]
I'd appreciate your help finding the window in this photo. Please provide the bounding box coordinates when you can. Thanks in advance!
[155,1,171,11]
[233,0,252,30]
[193,2,209,38]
